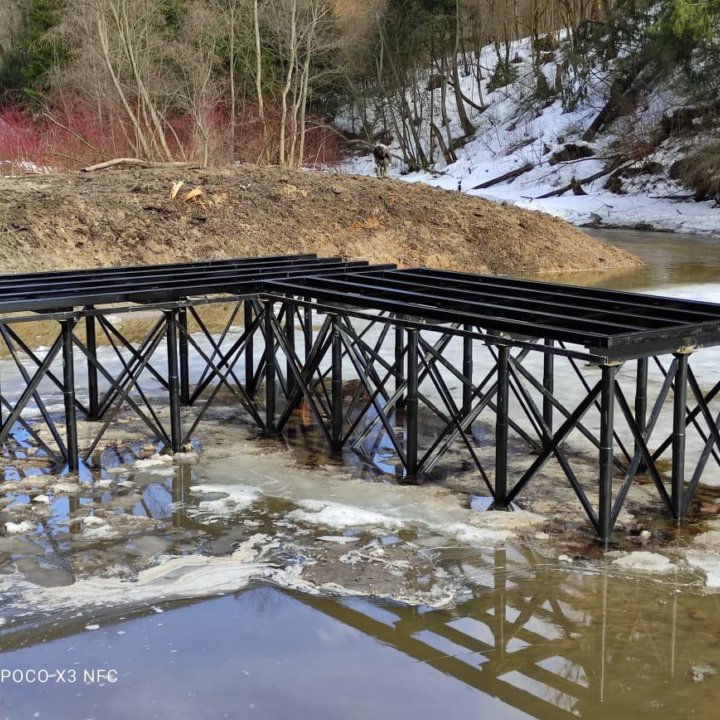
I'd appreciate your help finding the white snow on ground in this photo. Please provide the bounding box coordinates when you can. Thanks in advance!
[337,35,719,235]
[4,520,36,534]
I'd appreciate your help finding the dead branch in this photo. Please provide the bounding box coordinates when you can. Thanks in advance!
[446,79,486,113]
[82,158,201,172]
[42,110,113,162]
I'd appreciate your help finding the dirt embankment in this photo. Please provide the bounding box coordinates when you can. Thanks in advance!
[0,165,641,275]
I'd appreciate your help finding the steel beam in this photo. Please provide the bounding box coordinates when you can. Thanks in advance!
[543,339,554,434]
[286,301,297,399]
[85,309,100,420]
[331,314,343,451]
[244,301,255,397]
[635,357,648,470]
[303,301,313,362]
[463,325,473,416]
[395,322,406,409]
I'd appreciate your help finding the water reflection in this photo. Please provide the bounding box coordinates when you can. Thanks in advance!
[1,545,718,719]
[301,545,720,718]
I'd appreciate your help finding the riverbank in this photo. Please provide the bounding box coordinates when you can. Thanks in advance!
[0,165,641,275]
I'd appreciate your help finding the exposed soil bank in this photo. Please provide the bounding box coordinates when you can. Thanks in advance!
[0,165,641,275]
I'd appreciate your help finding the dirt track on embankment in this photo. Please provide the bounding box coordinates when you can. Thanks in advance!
[0,164,641,275]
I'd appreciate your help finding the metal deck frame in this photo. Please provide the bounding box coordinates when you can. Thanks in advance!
[3,254,720,540]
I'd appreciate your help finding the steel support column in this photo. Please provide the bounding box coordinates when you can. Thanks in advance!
[303,300,313,362]
[406,329,419,476]
[244,301,255,397]
[331,314,343,450]
[178,306,191,406]
[264,301,276,434]
[395,322,405,409]
[635,356,648,470]
[495,345,510,506]
[672,353,689,518]
[463,325,473,417]
[165,310,183,453]
[62,319,79,472]
[599,365,616,541]
[286,301,296,399]
[543,339,554,434]
[85,309,99,420]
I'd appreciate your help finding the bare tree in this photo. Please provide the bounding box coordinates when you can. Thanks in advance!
[56,0,177,160]
[176,2,224,166]
[253,0,268,162]
[262,0,337,166]
[0,0,22,54]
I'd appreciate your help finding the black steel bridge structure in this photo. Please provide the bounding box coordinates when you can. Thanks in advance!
[2,253,720,540]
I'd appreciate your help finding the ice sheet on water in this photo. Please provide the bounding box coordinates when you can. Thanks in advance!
[287,500,404,530]
[2,534,279,614]
[642,283,720,303]
[611,551,676,574]
[189,483,260,517]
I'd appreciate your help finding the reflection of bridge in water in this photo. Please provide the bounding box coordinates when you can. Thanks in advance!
[300,546,712,719]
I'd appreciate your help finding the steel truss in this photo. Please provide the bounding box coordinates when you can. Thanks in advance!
[2,256,720,539]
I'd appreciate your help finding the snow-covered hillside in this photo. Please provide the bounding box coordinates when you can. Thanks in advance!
[337,36,719,236]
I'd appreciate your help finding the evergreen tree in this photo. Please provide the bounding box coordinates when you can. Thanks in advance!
[0,0,64,104]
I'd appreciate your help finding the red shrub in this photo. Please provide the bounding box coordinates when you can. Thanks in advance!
[0,99,350,173]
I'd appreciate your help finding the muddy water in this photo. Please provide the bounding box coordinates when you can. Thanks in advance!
[569,228,720,290]
[2,229,720,719]
[2,563,719,720]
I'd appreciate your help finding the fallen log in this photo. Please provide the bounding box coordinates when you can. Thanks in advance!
[82,158,200,172]
[472,163,533,189]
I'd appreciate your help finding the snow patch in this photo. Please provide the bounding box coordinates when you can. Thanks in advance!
[317,536,360,544]
[686,553,720,589]
[5,521,36,535]
[611,551,676,574]
[133,455,173,469]
[190,484,260,516]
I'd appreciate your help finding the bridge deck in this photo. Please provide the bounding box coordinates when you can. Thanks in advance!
[0,254,389,315]
[266,266,720,360]
[2,255,719,360]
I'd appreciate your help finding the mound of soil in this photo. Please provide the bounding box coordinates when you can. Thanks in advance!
[0,165,641,275]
